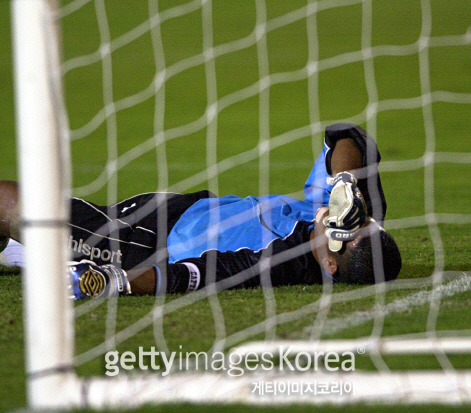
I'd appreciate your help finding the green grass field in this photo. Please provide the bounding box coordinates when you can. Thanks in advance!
[1,0,471,411]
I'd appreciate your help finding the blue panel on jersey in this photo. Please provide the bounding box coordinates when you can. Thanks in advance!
[167,145,332,263]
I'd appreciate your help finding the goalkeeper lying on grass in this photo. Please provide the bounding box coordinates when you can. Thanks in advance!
[0,123,401,299]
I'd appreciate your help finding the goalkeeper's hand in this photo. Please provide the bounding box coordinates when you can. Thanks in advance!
[68,260,131,300]
[324,172,367,231]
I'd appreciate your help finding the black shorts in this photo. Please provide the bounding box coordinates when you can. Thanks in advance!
[68,190,215,270]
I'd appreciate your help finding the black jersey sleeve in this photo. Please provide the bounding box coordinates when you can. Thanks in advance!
[324,123,387,224]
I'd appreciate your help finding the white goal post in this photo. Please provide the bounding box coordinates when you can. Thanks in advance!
[11,0,77,408]
[11,0,471,409]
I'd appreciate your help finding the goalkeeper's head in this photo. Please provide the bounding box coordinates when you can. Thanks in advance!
[331,220,402,284]
[313,209,402,284]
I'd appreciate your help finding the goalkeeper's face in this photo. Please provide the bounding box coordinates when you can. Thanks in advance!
[312,209,401,284]
[311,206,373,281]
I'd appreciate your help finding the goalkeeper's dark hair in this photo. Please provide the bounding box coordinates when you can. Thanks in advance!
[333,229,402,284]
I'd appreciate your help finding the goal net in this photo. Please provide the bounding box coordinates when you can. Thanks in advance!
[11,0,471,409]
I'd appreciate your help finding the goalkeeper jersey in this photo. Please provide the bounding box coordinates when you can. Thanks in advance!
[68,191,323,289]
[166,140,332,264]
[67,143,330,289]
[166,194,321,264]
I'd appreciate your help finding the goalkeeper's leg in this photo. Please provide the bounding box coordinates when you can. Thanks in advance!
[0,180,21,249]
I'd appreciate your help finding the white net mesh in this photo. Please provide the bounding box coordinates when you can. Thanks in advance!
[27,0,471,406]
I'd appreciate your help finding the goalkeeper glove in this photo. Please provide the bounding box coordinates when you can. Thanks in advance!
[324,172,367,252]
[326,171,357,187]
[68,260,131,300]
[324,226,362,252]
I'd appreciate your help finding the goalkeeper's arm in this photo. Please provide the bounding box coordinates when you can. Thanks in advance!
[116,238,317,297]
[329,137,363,178]
[323,132,368,252]
[324,123,387,224]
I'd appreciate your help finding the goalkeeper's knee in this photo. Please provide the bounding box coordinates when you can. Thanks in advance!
[68,260,131,300]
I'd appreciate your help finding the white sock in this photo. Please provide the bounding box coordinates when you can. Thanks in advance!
[0,239,24,267]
